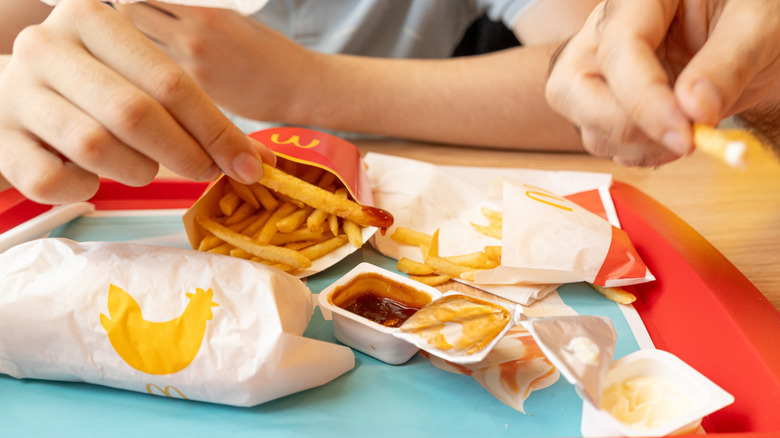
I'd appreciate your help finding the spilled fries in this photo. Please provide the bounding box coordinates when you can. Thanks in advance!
[590,284,636,305]
[391,226,634,304]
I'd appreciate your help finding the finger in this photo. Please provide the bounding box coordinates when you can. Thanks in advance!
[51,0,270,183]
[580,128,681,167]
[114,2,179,47]
[0,129,100,204]
[595,0,692,156]
[17,86,160,187]
[675,1,780,122]
[29,18,218,183]
[546,5,644,146]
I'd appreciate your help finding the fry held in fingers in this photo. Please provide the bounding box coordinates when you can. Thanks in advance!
[259,164,393,230]
[692,123,756,168]
[391,226,633,305]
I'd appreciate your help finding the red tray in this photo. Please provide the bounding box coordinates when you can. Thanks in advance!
[2,179,779,436]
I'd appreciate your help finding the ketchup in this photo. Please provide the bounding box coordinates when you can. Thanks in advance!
[330,272,433,327]
[342,293,420,328]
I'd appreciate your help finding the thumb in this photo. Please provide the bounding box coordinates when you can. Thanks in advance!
[674,3,780,124]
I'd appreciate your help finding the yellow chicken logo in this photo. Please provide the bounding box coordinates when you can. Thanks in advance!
[100,284,219,375]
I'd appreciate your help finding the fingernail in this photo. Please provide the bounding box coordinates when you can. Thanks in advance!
[232,152,264,184]
[691,80,722,123]
[662,131,690,156]
[197,163,222,181]
[249,137,277,166]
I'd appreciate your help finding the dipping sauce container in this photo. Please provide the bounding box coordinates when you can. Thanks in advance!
[319,263,441,365]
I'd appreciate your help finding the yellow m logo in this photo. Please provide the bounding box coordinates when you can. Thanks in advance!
[146,384,189,399]
[524,185,573,212]
[271,133,320,149]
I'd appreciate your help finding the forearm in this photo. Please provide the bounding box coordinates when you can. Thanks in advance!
[285,45,584,151]
[736,80,780,154]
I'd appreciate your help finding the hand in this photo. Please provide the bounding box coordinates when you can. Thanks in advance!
[0,0,275,205]
[114,1,313,122]
[545,0,780,166]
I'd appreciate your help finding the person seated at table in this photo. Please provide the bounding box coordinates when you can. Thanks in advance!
[0,0,600,205]
[545,0,780,167]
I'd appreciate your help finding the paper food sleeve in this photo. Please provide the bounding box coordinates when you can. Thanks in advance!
[0,238,354,406]
[183,127,382,278]
[475,180,653,287]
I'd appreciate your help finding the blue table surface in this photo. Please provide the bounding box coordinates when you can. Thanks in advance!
[0,213,641,438]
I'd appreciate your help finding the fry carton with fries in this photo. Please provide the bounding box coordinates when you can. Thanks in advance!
[183,127,393,278]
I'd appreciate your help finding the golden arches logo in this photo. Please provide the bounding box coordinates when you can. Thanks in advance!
[270,133,320,149]
[146,384,189,399]
[524,185,573,212]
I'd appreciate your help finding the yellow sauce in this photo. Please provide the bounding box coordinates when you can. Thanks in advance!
[600,375,694,430]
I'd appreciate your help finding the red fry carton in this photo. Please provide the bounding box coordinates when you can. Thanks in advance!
[182,127,390,278]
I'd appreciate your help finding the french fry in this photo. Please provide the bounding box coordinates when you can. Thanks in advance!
[255,203,298,244]
[423,255,474,279]
[396,257,435,275]
[207,242,234,255]
[283,237,332,251]
[218,190,241,216]
[391,227,432,247]
[328,213,340,237]
[198,234,223,252]
[197,216,312,269]
[307,208,330,233]
[444,251,498,269]
[276,206,314,233]
[273,191,306,209]
[242,210,273,237]
[317,171,338,189]
[259,163,392,229]
[693,123,753,168]
[270,228,330,246]
[280,159,298,176]
[224,202,256,226]
[228,177,260,209]
[229,248,254,260]
[343,220,363,248]
[591,284,636,304]
[484,245,502,262]
[299,166,324,184]
[299,235,348,261]
[471,222,502,239]
[481,207,503,221]
[248,183,279,212]
[227,211,262,232]
[408,274,452,287]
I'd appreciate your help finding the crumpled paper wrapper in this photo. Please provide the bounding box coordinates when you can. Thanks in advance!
[39,0,269,15]
[0,238,354,406]
[365,153,653,303]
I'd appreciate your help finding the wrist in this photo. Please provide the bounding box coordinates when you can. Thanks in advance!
[280,50,338,127]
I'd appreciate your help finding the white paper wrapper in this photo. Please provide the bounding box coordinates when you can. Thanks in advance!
[38,0,269,15]
[0,238,354,406]
[365,153,653,302]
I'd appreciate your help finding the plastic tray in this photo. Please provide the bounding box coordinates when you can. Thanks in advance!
[1,179,779,436]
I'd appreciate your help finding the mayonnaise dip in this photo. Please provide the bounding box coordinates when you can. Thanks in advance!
[600,375,694,430]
